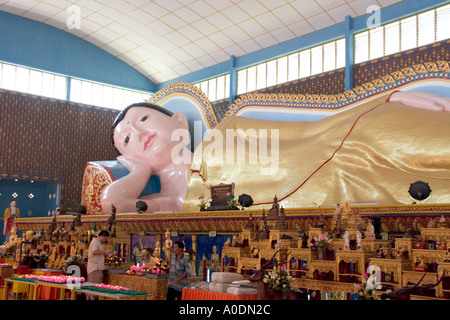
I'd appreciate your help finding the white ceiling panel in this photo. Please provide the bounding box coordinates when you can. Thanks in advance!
[0,0,403,84]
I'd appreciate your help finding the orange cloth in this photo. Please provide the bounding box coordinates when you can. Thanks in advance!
[31,270,62,300]
[182,288,256,300]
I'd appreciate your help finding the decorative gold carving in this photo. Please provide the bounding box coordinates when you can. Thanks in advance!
[309,260,337,280]
[238,257,260,272]
[107,274,201,300]
[148,81,218,128]
[391,70,406,81]
[424,62,439,72]
[328,95,338,104]
[288,248,312,262]
[402,271,439,287]
[370,258,412,287]
[421,228,450,242]
[412,249,447,264]
[437,262,450,298]
[226,60,449,117]
[353,86,366,95]
[344,90,357,99]
[337,251,374,281]
[320,94,329,104]
[401,67,417,77]
[395,238,414,257]
[335,93,347,102]
[381,74,396,85]
[15,205,450,233]
[362,82,376,92]
[437,60,450,72]
[291,278,355,293]
[412,64,428,74]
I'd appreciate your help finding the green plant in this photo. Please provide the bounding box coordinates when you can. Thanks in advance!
[226,192,237,208]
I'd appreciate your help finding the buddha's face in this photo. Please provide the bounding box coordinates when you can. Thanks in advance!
[114,107,188,167]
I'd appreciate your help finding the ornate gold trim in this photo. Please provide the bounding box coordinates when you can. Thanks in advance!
[147,81,218,128]
[226,60,450,117]
[15,203,450,232]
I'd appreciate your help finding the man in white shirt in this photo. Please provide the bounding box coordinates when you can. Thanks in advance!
[87,230,111,300]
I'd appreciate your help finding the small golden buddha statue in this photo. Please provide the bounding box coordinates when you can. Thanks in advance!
[163,229,173,264]
[342,201,352,219]
[436,240,446,251]
[415,255,428,272]
[210,245,220,271]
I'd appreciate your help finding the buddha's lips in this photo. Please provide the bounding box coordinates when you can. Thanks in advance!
[144,134,156,150]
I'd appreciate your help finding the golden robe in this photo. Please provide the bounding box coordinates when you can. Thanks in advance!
[182,95,450,212]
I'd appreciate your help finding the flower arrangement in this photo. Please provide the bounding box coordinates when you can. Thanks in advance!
[32,231,43,242]
[152,259,169,274]
[89,284,147,296]
[52,226,68,240]
[125,264,146,275]
[95,283,129,291]
[0,263,12,267]
[308,233,332,249]
[226,192,238,208]
[33,251,49,262]
[18,274,85,283]
[263,266,292,291]
[65,254,85,264]
[197,193,210,210]
[130,265,146,272]
[353,271,387,300]
[151,267,166,275]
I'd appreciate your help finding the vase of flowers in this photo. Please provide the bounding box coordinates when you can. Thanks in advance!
[52,226,68,242]
[226,192,238,210]
[197,194,209,211]
[353,270,388,300]
[308,233,332,260]
[263,266,292,300]
[33,251,49,268]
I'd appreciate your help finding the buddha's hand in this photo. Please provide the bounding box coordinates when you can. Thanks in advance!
[117,155,153,177]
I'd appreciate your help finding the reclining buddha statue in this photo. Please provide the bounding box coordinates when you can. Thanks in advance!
[100,90,450,214]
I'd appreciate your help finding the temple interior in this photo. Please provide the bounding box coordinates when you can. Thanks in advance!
[0,0,450,303]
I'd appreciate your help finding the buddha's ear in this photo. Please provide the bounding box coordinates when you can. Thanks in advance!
[172,112,189,130]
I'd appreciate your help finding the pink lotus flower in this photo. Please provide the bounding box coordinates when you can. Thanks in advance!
[130,265,145,272]
[364,273,369,280]
[226,192,231,197]
[95,284,129,291]
[199,194,205,199]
